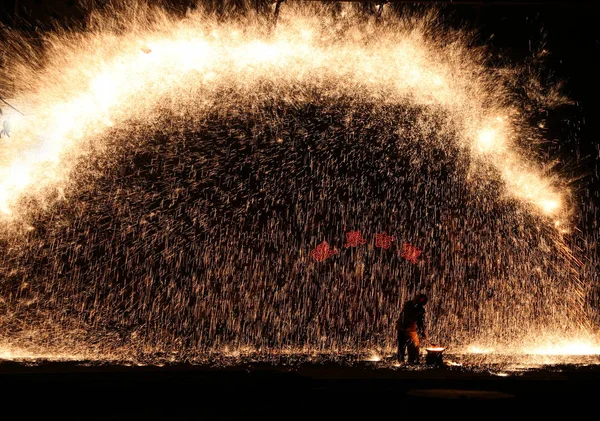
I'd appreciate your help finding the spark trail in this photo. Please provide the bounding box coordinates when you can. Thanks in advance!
[0,4,596,363]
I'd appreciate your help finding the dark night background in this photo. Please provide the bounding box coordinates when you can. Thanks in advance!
[1,1,599,419]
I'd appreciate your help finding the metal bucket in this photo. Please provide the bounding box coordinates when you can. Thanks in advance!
[425,346,445,367]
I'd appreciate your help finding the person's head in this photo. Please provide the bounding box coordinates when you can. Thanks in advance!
[414,293,428,306]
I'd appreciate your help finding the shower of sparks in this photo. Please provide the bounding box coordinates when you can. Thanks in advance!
[0,8,569,222]
[0,3,597,364]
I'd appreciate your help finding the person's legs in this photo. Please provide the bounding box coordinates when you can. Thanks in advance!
[397,330,406,362]
[406,331,420,364]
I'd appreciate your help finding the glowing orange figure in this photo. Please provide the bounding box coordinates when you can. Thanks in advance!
[401,243,422,264]
[374,232,395,249]
[311,241,338,262]
[344,230,367,248]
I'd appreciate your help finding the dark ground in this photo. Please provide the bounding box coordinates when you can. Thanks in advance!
[1,357,600,419]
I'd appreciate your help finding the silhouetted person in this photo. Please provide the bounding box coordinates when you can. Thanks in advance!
[397,293,428,364]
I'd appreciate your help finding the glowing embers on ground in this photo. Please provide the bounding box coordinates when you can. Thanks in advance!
[466,346,495,354]
[525,340,600,356]
[465,336,600,357]
[366,351,383,362]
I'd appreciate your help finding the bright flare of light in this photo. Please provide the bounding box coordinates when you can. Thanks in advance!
[467,346,494,354]
[476,128,500,153]
[496,158,565,217]
[540,199,560,214]
[468,114,566,220]
[526,340,600,356]
[0,7,569,225]
[425,347,445,352]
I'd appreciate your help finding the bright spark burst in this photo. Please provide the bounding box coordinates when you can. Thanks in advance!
[0,4,595,364]
[0,6,568,224]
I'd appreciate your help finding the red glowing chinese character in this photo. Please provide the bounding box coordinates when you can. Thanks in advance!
[374,232,395,249]
[311,241,338,262]
[401,243,422,264]
[344,230,367,248]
